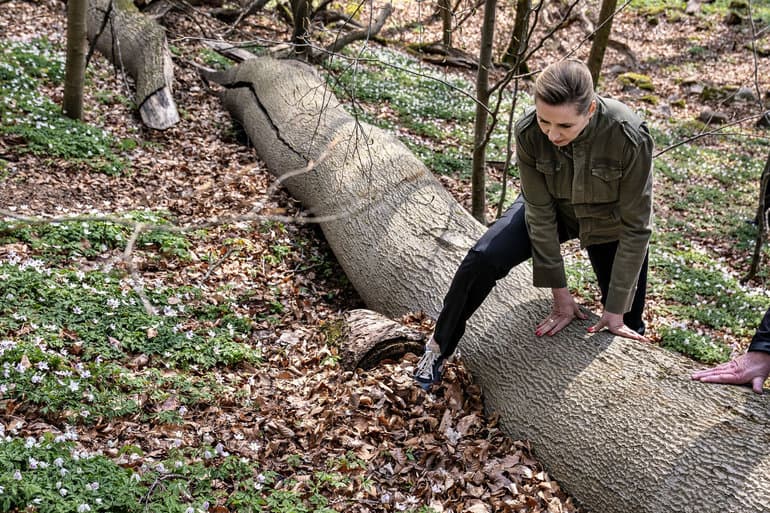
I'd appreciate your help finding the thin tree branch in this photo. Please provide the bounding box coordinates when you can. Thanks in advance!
[222,0,271,37]
[747,0,765,113]
[325,3,393,55]
[653,114,765,158]
[201,246,240,281]
[123,222,156,316]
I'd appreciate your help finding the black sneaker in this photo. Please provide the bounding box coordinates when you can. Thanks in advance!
[413,349,445,390]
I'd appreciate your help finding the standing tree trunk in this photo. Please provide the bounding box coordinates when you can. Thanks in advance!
[439,0,452,48]
[743,150,770,282]
[87,0,179,129]
[501,0,530,74]
[64,0,87,120]
[470,0,496,223]
[290,0,312,59]
[586,0,618,87]
[206,56,770,513]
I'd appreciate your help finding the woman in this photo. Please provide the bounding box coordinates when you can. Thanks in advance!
[414,59,654,389]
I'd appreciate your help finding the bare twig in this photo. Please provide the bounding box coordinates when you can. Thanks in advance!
[201,246,240,282]
[325,4,393,55]
[653,114,765,158]
[741,0,770,282]
[746,0,765,113]
[222,0,270,37]
[140,473,186,512]
[123,222,156,316]
[267,134,345,197]
[496,80,520,219]
[85,0,113,69]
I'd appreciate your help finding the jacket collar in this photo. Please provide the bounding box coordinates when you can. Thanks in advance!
[570,96,603,146]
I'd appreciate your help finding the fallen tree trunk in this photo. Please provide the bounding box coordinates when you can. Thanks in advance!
[207,57,770,513]
[87,0,179,129]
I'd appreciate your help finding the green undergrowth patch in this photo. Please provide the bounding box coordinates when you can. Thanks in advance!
[0,261,257,368]
[656,326,731,363]
[0,435,143,512]
[323,46,529,180]
[0,436,419,513]
[0,219,260,423]
[198,47,233,70]
[0,38,128,174]
[0,211,192,263]
[652,136,767,238]
[650,240,768,336]
[631,0,770,24]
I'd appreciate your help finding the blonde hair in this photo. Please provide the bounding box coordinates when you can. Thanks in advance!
[534,60,595,114]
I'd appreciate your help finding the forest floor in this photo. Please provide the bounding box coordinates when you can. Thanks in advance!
[0,0,769,512]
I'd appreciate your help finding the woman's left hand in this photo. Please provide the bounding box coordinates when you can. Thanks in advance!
[588,311,649,342]
[536,288,588,337]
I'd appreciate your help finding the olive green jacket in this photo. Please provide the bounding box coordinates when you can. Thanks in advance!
[515,96,654,314]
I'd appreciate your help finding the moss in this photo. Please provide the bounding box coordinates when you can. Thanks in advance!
[618,72,654,91]
[700,84,738,101]
[640,94,660,105]
[320,318,346,348]
[745,41,770,56]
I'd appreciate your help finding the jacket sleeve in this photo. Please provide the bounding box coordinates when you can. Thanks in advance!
[517,135,567,289]
[749,306,770,354]
[604,124,654,314]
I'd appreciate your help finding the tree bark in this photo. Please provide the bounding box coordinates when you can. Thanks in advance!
[64,0,87,120]
[207,56,770,513]
[470,0,496,223]
[502,0,531,74]
[87,0,179,129]
[290,0,312,59]
[586,0,618,87]
[743,150,770,282]
[438,0,453,48]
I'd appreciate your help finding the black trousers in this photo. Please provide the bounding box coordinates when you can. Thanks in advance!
[434,195,648,358]
[749,307,770,354]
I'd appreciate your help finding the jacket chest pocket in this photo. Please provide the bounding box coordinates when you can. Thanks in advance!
[590,163,623,203]
[536,160,570,199]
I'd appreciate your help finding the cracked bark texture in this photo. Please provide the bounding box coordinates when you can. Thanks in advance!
[87,0,179,129]
[211,56,770,513]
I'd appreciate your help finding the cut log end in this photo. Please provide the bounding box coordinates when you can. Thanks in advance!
[139,87,180,130]
[340,309,425,371]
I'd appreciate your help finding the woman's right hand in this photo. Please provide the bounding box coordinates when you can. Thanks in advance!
[536,287,588,336]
